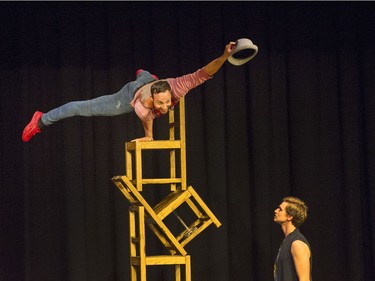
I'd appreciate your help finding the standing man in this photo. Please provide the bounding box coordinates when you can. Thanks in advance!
[273,196,312,281]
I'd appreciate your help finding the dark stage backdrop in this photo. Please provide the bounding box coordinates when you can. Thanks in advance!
[1,2,374,281]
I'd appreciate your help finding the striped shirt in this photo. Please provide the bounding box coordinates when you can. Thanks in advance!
[130,67,212,121]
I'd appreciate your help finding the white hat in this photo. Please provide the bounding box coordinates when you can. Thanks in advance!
[228,38,258,66]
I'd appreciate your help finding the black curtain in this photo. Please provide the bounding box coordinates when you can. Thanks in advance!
[1,2,374,281]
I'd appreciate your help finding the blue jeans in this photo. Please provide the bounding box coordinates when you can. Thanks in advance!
[41,70,157,126]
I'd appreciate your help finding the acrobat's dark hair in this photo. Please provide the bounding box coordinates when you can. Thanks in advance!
[150,80,172,96]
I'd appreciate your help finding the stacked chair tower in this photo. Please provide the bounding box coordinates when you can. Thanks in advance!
[112,98,221,281]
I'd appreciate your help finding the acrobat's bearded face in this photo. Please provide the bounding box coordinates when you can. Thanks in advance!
[152,91,172,114]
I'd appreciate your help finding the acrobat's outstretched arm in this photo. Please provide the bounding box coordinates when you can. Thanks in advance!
[203,42,236,76]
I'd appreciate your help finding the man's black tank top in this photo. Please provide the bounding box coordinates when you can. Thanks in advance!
[274,228,312,281]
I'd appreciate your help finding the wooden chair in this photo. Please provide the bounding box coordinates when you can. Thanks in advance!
[129,205,191,281]
[125,98,187,191]
[112,175,221,256]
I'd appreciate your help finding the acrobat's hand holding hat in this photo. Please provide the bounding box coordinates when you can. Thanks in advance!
[228,38,258,66]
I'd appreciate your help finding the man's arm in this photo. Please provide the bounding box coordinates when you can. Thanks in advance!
[203,42,236,76]
[291,240,311,281]
[169,41,237,100]
[131,119,154,142]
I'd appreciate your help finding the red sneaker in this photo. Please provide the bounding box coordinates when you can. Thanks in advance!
[135,69,158,80]
[22,111,43,142]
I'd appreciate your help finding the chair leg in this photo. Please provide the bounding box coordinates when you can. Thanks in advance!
[175,264,181,281]
[185,255,191,281]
